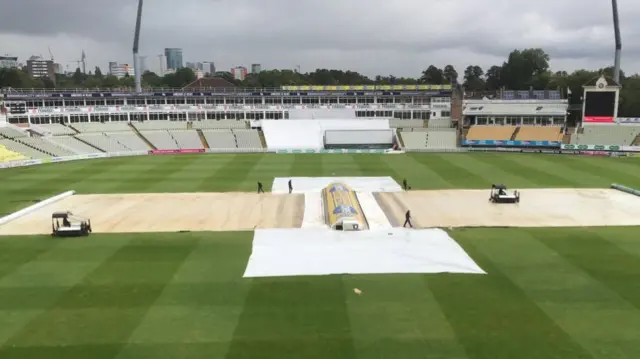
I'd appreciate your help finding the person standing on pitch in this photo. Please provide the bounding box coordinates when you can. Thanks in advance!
[257,181,264,194]
[403,210,413,228]
[288,179,293,194]
[403,178,409,191]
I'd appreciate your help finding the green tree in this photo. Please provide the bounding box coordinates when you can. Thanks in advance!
[94,66,103,79]
[72,68,84,85]
[463,65,485,91]
[442,65,458,85]
[419,66,444,84]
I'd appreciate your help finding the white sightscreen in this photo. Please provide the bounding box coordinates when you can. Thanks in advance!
[324,130,394,145]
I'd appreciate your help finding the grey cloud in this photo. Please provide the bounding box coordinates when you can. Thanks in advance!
[1,0,640,76]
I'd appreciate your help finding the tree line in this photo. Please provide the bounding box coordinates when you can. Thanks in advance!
[1,48,639,116]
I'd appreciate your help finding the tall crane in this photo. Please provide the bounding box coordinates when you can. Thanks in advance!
[48,47,54,62]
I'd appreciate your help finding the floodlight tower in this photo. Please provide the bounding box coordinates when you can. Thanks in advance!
[133,0,144,92]
[611,0,621,83]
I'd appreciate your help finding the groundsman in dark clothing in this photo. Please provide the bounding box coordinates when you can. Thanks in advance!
[257,181,264,193]
[288,179,293,194]
[403,210,413,228]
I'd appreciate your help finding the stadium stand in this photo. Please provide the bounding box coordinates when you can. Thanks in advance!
[466,126,516,141]
[0,139,49,158]
[16,137,76,157]
[167,130,204,149]
[192,120,248,130]
[0,126,27,139]
[389,119,424,128]
[425,130,457,149]
[72,122,131,133]
[515,126,563,142]
[133,121,188,131]
[400,128,428,132]
[428,119,453,128]
[47,136,103,154]
[140,130,180,149]
[202,130,237,148]
[232,129,263,148]
[75,133,131,152]
[105,132,151,151]
[33,124,77,136]
[571,125,640,146]
[0,144,27,162]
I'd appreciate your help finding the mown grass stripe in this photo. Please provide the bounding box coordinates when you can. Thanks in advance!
[225,276,356,359]
[195,154,265,192]
[536,228,640,312]
[409,153,483,188]
[426,231,594,359]
[343,274,469,359]
[349,154,402,179]
[471,228,640,359]
[1,236,198,351]
[290,154,323,177]
[381,154,452,189]
[473,153,578,187]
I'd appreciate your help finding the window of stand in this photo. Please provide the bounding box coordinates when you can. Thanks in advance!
[476,116,488,125]
[522,116,534,125]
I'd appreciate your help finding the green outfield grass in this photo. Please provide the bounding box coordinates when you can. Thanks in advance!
[0,153,639,359]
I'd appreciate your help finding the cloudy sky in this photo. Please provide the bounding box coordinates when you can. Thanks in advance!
[1,0,639,78]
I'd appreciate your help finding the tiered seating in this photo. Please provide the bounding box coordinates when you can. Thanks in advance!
[47,136,102,154]
[0,126,27,139]
[426,130,457,149]
[0,139,48,158]
[140,130,179,149]
[72,122,131,132]
[400,132,427,149]
[389,119,423,128]
[0,145,27,162]
[133,121,187,131]
[515,126,563,142]
[167,130,203,149]
[36,124,76,135]
[106,132,150,151]
[428,119,452,128]
[572,125,640,145]
[75,133,131,152]
[232,129,262,148]
[466,126,516,141]
[192,120,247,129]
[202,130,237,148]
[400,128,428,132]
[16,137,75,156]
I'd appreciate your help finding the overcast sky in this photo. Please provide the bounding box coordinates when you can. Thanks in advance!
[1,0,639,78]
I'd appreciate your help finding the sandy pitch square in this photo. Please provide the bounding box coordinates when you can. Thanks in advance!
[375,188,640,228]
[0,192,304,235]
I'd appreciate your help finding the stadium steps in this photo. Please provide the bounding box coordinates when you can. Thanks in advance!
[423,120,428,128]
[396,129,405,148]
[129,123,156,150]
[510,127,520,141]
[72,135,106,153]
[196,129,210,148]
[64,123,79,134]
[563,133,572,144]
[15,138,55,157]
[633,135,640,146]
[258,130,267,148]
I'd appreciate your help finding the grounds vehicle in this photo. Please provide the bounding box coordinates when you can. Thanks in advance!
[489,184,520,204]
[332,217,361,231]
[51,211,92,237]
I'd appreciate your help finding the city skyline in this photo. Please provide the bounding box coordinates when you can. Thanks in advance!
[1,0,640,77]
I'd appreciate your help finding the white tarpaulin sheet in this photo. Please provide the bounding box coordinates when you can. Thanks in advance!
[271,176,402,193]
[243,228,486,277]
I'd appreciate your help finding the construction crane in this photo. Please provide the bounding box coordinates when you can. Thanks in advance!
[68,60,82,71]
[48,47,54,62]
